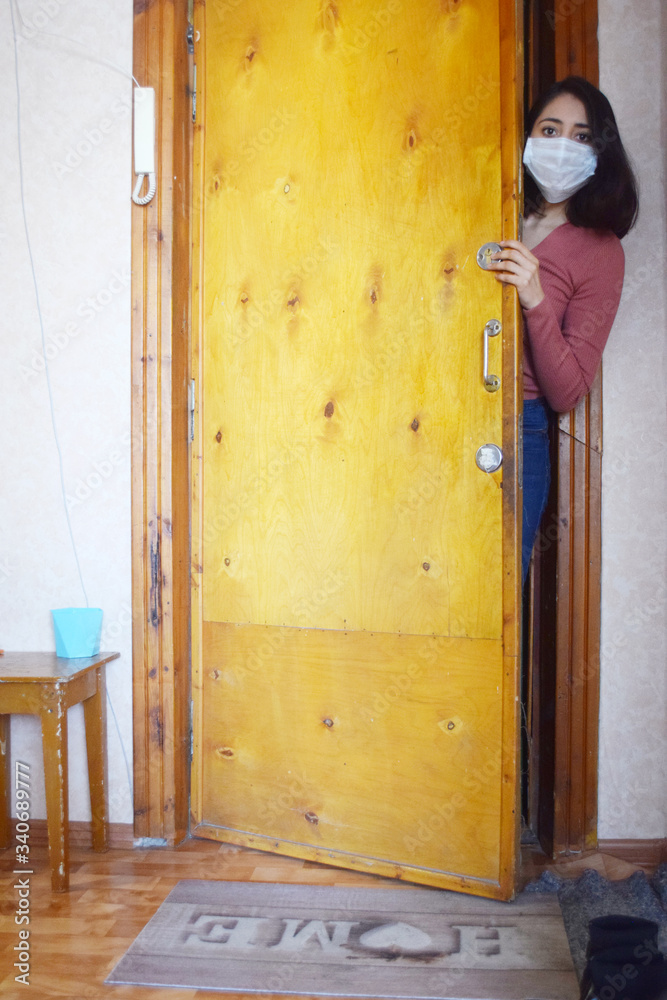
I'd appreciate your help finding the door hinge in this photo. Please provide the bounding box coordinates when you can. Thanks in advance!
[189,378,196,441]
[187,22,196,123]
[189,699,194,764]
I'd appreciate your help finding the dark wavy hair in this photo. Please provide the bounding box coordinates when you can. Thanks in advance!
[524,76,639,238]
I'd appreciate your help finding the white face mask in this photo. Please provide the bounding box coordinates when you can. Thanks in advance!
[523,136,597,204]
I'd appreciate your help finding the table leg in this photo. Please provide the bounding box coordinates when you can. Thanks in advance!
[83,666,109,853]
[41,692,69,892]
[0,715,10,850]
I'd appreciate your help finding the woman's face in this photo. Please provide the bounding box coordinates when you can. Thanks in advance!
[530,93,592,145]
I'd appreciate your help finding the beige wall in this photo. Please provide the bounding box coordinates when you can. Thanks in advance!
[0,1,134,824]
[597,0,667,838]
[1,1,665,840]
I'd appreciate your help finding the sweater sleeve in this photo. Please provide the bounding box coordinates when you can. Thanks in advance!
[523,237,625,413]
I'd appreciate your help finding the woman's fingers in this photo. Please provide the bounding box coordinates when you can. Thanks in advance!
[490,257,533,283]
[498,238,538,260]
[487,240,544,309]
[493,240,539,267]
[491,253,527,273]
[494,270,523,287]
[492,248,530,265]
[490,251,538,282]
[491,245,537,268]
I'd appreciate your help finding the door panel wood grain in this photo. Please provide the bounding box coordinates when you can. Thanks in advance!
[192,0,522,899]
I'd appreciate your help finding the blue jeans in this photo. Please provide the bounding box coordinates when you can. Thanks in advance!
[522,398,551,582]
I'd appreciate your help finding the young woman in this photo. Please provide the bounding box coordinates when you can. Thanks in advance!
[488,76,639,581]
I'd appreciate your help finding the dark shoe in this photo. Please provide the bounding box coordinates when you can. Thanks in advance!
[580,915,667,1000]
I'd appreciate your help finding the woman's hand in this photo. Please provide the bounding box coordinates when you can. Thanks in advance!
[489,240,545,311]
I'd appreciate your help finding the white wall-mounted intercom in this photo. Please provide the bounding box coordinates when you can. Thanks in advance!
[132,87,156,205]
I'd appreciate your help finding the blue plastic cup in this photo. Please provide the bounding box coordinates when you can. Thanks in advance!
[51,607,103,658]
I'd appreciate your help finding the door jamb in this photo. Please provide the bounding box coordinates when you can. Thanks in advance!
[130,0,602,855]
[131,0,192,843]
[525,0,602,858]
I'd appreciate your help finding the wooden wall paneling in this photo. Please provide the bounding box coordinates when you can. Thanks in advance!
[552,383,602,854]
[554,0,599,82]
[132,0,191,844]
[525,0,603,857]
[551,0,601,856]
[525,0,556,107]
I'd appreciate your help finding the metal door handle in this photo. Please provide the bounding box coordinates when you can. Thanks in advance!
[477,242,502,269]
[476,443,503,473]
[483,319,501,392]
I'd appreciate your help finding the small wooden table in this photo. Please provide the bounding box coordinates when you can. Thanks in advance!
[0,652,119,891]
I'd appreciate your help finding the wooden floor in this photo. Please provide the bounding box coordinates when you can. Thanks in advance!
[0,832,659,1000]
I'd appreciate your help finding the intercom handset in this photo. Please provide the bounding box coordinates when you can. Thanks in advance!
[132,87,156,205]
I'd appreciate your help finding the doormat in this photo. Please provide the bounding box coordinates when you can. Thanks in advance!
[106,880,578,999]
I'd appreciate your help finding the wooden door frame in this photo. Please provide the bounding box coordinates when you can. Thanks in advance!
[131,0,602,856]
[131,0,192,844]
[525,0,602,857]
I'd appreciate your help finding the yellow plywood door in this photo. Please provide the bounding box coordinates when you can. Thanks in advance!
[191,0,522,899]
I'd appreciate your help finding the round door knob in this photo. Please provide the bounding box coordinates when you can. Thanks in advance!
[476,443,503,473]
[477,242,502,270]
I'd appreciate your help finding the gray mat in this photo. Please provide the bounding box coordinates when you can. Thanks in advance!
[526,863,667,980]
[106,880,579,999]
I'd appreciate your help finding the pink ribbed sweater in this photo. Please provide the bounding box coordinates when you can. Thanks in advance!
[522,221,625,413]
